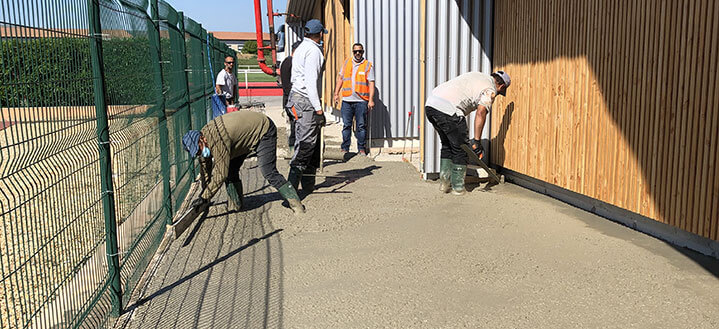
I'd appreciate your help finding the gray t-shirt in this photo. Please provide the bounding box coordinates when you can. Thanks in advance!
[339,58,375,102]
[216,69,237,100]
[425,72,497,116]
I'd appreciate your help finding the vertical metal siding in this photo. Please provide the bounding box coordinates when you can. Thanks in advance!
[285,22,304,53]
[422,0,493,174]
[353,0,421,142]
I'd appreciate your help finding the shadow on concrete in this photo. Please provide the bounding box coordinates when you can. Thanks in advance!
[119,161,287,329]
[314,164,381,193]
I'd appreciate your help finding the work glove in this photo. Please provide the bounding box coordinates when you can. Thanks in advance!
[315,112,326,127]
[470,139,484,160]
[190,197,208,210]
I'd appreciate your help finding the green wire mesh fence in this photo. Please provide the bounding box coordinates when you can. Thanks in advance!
[0,0,236,327]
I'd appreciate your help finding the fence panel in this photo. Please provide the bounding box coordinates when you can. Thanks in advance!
[0,0,234,327]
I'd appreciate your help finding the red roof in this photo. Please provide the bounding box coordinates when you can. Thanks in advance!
[210,31,270,41]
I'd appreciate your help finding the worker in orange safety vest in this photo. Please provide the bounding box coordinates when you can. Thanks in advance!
[333,43,376,155]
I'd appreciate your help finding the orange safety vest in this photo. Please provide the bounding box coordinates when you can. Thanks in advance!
[341,58,372,101]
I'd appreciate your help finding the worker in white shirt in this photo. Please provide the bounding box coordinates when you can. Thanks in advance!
[285,19,327,194]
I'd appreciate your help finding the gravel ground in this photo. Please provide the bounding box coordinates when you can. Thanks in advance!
[117,99,719,329]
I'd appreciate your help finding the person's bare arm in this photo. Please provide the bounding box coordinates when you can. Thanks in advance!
[473,105,488,141]
[368,81,376,110]
[333,70,344,106]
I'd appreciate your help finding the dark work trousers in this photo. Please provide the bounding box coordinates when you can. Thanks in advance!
[227,121,287,189]
[340,100,368,152]
[284,106,296,148]
[425,106,469,165]
[288,93,322,171]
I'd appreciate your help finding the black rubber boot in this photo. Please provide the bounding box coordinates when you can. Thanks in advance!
[301,166,317,193]
[288,166,302,190]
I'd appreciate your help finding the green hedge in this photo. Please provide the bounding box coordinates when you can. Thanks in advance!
[0,37,162,107]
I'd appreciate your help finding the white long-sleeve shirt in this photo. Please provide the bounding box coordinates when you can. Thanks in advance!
[290,38,324,111]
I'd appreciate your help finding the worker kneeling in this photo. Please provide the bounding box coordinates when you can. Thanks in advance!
[425,71,510,195]
[182,111,305,213]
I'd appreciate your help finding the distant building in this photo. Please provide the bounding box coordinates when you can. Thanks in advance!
[210,31,270,53]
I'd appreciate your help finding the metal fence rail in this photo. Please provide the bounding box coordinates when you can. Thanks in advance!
[0,0,235,327]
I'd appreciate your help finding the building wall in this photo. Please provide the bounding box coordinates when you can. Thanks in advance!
[352,0,422,147]
[422,0,493,174]
[492,0,719,242]
[292,0,424,149]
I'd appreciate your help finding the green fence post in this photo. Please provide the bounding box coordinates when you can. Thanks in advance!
[201,26,210,123]
[177,12,197,179]
[87,0,123,317]
[149,0,173,225]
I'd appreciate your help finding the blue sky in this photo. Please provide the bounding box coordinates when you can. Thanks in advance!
[168,0,288,33]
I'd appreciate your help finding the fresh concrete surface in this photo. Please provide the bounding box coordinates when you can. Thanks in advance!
[117,97,719,329]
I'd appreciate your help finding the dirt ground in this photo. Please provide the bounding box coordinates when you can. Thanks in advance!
[117,98,719,329]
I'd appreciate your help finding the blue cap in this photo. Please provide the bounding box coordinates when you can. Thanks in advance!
[304,19,328,34]
[182,130,200,157]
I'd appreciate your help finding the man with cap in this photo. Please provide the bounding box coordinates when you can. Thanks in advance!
[285,19,327,193]
[280,40,304,156]
[424,70,511,195]
[182,110,305,213]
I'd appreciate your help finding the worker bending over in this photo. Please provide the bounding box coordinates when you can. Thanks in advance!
[425,71,511,195]
[182,110,305,213]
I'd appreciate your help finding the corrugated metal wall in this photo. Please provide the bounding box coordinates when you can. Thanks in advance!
[351,0,422,144]
[422,0,493,174]
[493,0,719,242]
[284,23,304,54]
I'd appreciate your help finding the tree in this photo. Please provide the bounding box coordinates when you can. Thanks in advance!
[242,40,257,54]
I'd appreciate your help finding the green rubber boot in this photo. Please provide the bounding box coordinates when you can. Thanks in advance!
[450,163,467,196]
[301,166,316,193]
[438,158,452,193]
[225,180,243,211]
[288,166,302,190]
[278,182,305,213]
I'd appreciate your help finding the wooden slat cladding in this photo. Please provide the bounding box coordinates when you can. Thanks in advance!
[492,0,719,242]
[322,0,353,114]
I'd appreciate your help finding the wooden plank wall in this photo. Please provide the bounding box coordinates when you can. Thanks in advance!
[492,0,719,242]
[322,0,353,113]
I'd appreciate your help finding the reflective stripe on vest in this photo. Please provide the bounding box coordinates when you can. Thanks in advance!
[341,58,372,101]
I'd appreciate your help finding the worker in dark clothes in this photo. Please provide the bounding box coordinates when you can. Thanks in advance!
[280,41,304,155]
[182,111,305,213]
[425,71,511,195]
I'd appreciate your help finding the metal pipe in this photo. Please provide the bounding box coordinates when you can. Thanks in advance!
[253,0,277,75]
[266,0,278,67]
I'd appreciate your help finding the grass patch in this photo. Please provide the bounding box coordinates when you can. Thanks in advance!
[237,73,279,83]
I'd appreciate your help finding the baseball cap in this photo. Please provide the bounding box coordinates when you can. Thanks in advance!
[182,130,201,157]
[494,71,511,96]
[305,19,328,34]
